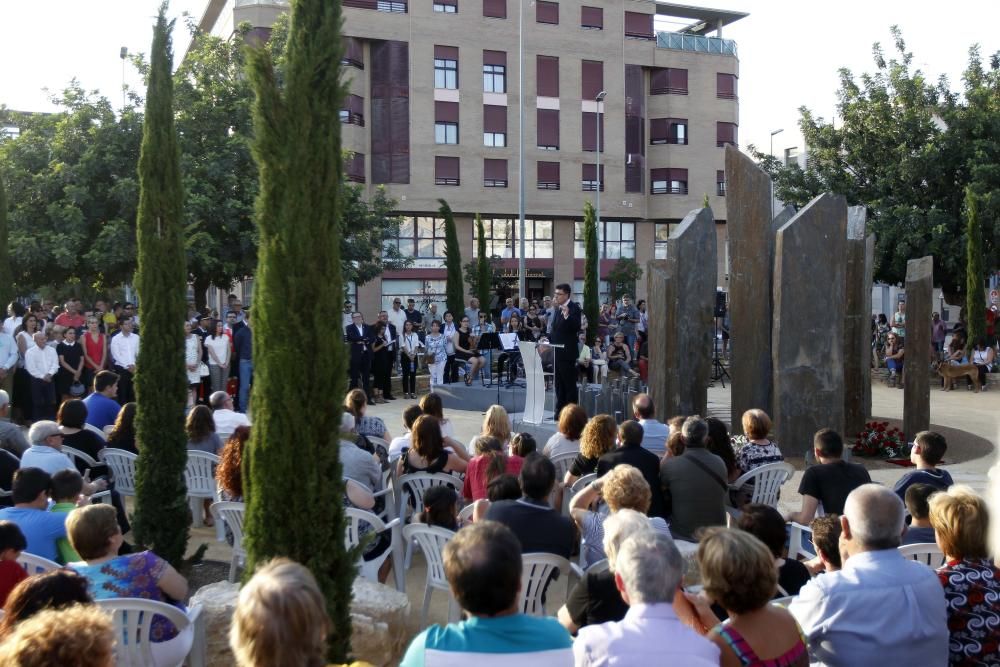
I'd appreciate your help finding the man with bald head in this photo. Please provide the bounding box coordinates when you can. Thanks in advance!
[789,484,947,666]
[632,394,668,455]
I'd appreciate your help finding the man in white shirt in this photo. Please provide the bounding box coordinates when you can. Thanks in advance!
[21,421,107,495]
[789,484,948,667]
[25,332,59,421]
[387,298,408,374]
[209,391,251,436]
[632,394,668,456]
[574,531,719,666]
[110,318,139,404]
[0,329,19,399]
[388,404,423,459]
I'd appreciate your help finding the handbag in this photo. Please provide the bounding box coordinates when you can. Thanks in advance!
[198,362,210,377]
[423,352,437,364]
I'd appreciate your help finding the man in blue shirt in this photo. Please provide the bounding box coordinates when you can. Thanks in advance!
[0,468,68,563]
[401,521,573,666]
[893,430,953,502]
[82,371,121,430]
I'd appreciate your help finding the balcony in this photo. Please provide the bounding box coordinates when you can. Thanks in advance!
[656,31,737,56]
[343,0,407,12]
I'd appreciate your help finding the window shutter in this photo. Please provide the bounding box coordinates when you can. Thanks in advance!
[435,156,460,182]
[484,158,508,180]
[580,6,602,28]
[343,37,364,67]
[435,101,459,122]
[537,160,560,184]
[536,55,559,97]
[650,168,668,181]
[537,109,560,148]
[717,73,736,99]
[536,0,559,24]
[484,105,507,133]
[483,50,506,66]
[434,45,459,60]
[667,68,688,94]
[717,122,737,147]
[717,170,725,183]
[624,12,653,39]
[581,60,603,100]
[668,168,688,182]
[649,118,668,143]
[346,152,365,183]
[651,68,687,94]
[582,163,604,180]
[483,0,507,18]
[581,112,604,152]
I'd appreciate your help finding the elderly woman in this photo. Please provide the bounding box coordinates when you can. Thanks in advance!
[67,504,192,666]
[557,509,650,634]
[565,414,617,486]
[397,415,467,476]
[686,528,809,666]
[970,337,995,390]
[461,435,523,502]
[606,332,638,378]
[543,403,588,458]
[569,464,670,567]
[929,485,1000,666]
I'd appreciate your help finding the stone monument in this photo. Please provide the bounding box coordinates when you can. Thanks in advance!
[647,207,717,418]
[725,145,774,431]
[772,194,847,455]
[844,206,874,436]
[904,256,933,438]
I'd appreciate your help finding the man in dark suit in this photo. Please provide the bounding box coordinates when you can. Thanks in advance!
[345,312,373,399]
[549,283,581,418]
[597,420,667,519]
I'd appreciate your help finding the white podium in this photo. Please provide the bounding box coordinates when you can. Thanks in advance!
[519,340,546,424]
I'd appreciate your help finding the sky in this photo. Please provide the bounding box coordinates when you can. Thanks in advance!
[3,0,1000,157]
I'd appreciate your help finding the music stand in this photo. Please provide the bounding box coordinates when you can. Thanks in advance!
[477,332,501,389]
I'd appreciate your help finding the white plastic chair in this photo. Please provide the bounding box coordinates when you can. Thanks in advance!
[185,451,221,532]
[402,524,460,626]
[96,597,205,667]
[84,423,109,441]
[17,552,60,575]
[345,508,402,588]
[210,501,246,583]
[62,445,100,470]
[563,472,598,515]
[772,595,796,607]
[520,552,582,616]
[788,522,816,560]
[457,503,476,524]
[549,451,578,482]
[726,462,795,520]
[587,558,610,574]
[397,472,461,523]
[898,542,947,568]
[99,448,138,497]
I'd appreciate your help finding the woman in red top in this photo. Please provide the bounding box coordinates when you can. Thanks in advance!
[461,435,524,502]
[0,521,28,608]
[81,316,107,393]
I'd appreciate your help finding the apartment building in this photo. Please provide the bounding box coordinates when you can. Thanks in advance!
[194,0,747,317]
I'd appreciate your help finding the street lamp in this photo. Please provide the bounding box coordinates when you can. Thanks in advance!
[594,90,606,303]
[769,128,783,219]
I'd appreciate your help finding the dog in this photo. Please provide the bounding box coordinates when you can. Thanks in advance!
[933,361,981,392]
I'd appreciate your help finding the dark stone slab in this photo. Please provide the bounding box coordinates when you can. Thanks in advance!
[725,146,774,432]
[647,208,717,419]
[772,194,847,455]
[844,206,873,437]
[904,256,933,438]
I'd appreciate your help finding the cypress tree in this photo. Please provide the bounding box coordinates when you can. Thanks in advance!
[131,5,191,566]
[243,0,352,659]
[475,214,491,311]
[583,202,600,342]
[0,168,11,310]
[441,199,465,317]
[965,187,986,350]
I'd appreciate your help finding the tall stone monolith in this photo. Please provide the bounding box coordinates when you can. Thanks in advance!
[904,256,933,439]
[647,207,717,419]
[726,145,774,432]
[772,194,847,455]
[844,206,873,437]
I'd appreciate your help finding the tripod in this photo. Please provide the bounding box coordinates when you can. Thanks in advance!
[711,316,730,387]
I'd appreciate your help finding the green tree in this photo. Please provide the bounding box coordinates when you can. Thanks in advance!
[583,202,599,342]
[471,214,494,308]
[0,167,11,308]
[965,188,986,348]
[440,199,465,316]
[342,179,410,286]
[606,258,643,304]
[131,6,191,567]
[242,0,353,660]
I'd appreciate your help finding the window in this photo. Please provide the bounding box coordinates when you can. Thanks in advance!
[381,279,447,315]
[654,223,671,259]
[717,122,738,148]
[340,94,365,126]
[537,161,560,190]
[475,219,553,258]
[582,112,604,152]
[484,158,508,187]
[344,0,407,12]
[345,152,365,184]
[717,73,737,100]
[716,170,726,196]
[433,0,456,12]
[536,0,558,24]
[581,60,603,100]
[651,168,688,195]
[384,219,448,258]
[435,156,460,186]
[342,37,364,69]
[573,279,610,303]
[580,5,602,29]
[435,122,458,144]
[650,67,687,95]
[537,109,559,150]
[574,221,635,258]
[581,164,604,191]
[624,11,654,39]
[650,118,687,145]
[484,105,507,147]
[783,147,799,166]
[483,0,506,18]
[434,46,459,89]
[483,51,507,92]
[536,55,559,97]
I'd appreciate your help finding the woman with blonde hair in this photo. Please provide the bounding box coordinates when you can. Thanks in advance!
[564,414,617,486]
[929,485,1000,666]
[0,604,115,667]
[473,404,512,449]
